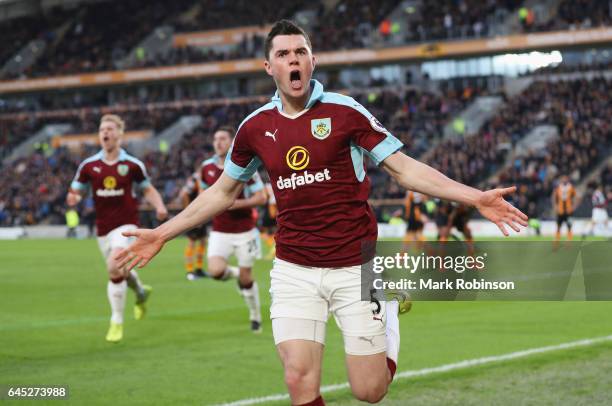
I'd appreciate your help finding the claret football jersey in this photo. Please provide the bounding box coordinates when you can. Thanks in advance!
[225,79,403,267]
[200,156,263,233]
[71,148,150,236]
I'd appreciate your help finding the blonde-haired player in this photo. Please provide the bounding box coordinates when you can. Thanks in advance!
[199,127,266,332]
[67,114,168,342]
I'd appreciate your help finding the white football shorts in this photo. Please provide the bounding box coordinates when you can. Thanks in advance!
[97,224,137,260]
[207,228,261,268]
[592,208,608,223]
[270,258,387,356]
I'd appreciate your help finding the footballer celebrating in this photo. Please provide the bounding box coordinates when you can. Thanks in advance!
[199,126,267,333]
[67,114,168,343]
[116,21,527,404]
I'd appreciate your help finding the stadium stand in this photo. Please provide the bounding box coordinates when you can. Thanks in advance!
[3,0,609,77]
[0,105,192,160]
[0,0,610,228]
[0,7,72,71]
[0,146,95,226]
[529,0,612,32]
[172,0,308,32]
[18,0,195,77]
[402,0,522,42]
[0,80,480,225]
[367,75,612,209]
[494,77,612,216]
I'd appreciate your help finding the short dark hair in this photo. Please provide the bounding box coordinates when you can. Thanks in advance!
[215,126,236,138]
[264,19,312,60]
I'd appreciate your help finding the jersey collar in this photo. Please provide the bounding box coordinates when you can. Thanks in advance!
[98,148,127,164]
[271,79,324,112]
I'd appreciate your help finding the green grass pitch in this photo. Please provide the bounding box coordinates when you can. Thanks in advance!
[1,237,611,405]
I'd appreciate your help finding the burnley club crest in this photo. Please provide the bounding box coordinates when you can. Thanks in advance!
[117,164,129,176]
[311,118,331,140]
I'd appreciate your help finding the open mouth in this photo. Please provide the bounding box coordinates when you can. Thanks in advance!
[103,136,109,142]
[290,70,302,90]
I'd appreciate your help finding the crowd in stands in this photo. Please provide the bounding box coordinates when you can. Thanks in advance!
[2,0,611,79]
[173,0,307,32]
[0,102,200,226]
[495,77,612,216]
[143,102,258,203]
[402,0,521,43]
[602,163,612,190]
[525,0,612,32]
[311,0,400,51]
[1,76,609,227]
[118,0,395,69]
[143,82,480,203]
[0,146,95,226]
[0,7,72,74]
[0,81,479,226]
[0,105,192,161]
[367,76,612,218]
[361,83,482,200]
[0,118,41,160]
[12,0,194,78]
[134,34,266,69]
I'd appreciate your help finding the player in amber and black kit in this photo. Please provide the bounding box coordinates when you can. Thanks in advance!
[178,171,208,280]
[404,191,426,244]
[553,175,576,243]
[67,114,167,343]
[116,21,527,405]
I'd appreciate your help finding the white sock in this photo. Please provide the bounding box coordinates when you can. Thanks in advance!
[240,281,261,322]
[220,266,239,281]
[385,300,400,365]
[107,279,127,324]
[126,270,145,298]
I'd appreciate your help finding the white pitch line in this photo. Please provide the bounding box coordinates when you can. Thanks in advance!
[216,334,612,406]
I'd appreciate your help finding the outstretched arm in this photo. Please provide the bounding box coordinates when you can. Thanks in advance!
[115,173,244,269]
[142,185,168,221]
[381,152,528,235]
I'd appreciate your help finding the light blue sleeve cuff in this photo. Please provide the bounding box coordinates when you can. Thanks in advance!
[367,134,403,166]
[70,181,87,190]
[138,179,151,189]
[199,180,209,190]
[224,155,262,183]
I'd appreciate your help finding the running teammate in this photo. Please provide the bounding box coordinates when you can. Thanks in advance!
[200,127,266,332]
[67,114,168,342]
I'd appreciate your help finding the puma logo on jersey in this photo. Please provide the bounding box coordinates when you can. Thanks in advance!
[93,167,101,173]
[265,129,277,142]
